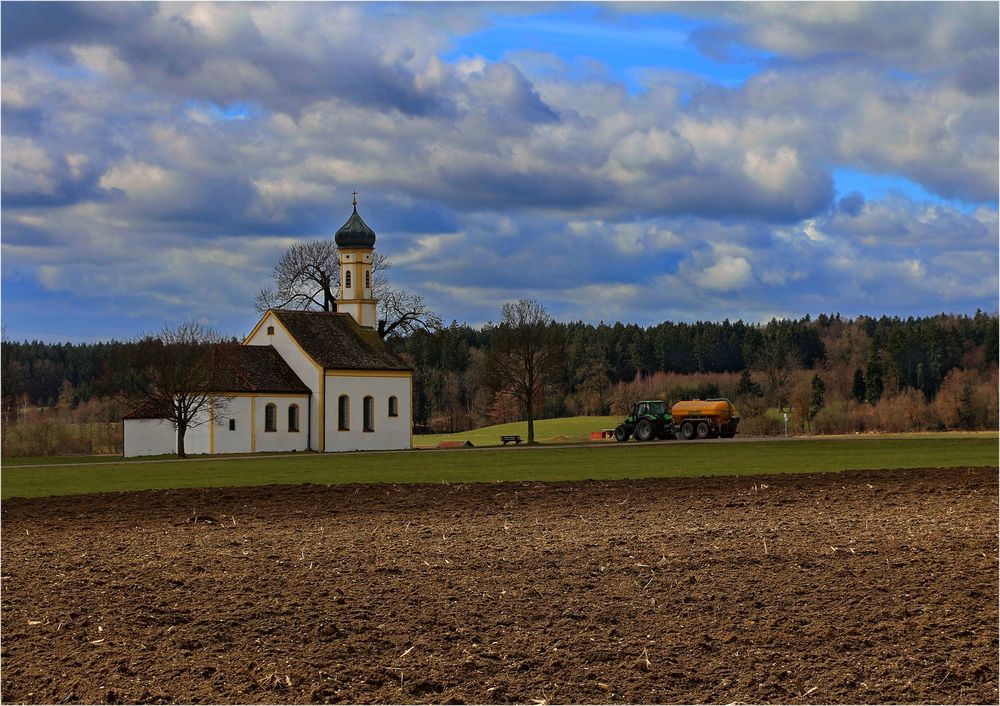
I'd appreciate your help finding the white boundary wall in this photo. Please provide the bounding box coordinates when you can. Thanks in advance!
[123,419,175,457]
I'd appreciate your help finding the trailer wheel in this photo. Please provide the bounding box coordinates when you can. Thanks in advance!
[635,419,655,442]
[696,421,710,439]
[614,425,630,442]
[680,421,696,440]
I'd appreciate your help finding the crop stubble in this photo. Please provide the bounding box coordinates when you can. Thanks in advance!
[1,466,997,704]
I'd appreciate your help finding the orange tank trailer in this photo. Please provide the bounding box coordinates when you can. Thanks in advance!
[670,398,740,440]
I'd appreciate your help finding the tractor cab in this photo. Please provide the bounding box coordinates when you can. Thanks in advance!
[615,399,674,442]
[635,400,667,418]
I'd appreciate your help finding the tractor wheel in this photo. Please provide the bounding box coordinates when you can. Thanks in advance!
[635,419,655,442]
[680,421,696,440]
[696,421,710,439]
[614,425,630,443]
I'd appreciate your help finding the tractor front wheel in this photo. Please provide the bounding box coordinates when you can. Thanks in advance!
[614,425,631,442]
[635,419,655,442]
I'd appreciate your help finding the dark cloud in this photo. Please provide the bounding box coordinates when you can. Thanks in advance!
[1,2,155,54]
[838,192,865,217]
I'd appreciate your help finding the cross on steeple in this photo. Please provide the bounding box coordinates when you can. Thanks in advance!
[352,189,358,207]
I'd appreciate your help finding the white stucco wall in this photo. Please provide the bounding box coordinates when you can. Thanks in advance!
[245,312,322,450]
[323,374,411,451]
[211,396,253,454]
[251,395,311,453]
[123,419,176,457]
[124,394,311,457]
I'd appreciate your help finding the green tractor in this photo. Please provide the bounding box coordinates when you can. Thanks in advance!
[614,400,675,442]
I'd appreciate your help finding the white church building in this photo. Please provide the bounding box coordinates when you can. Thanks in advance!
[123,202,413,457]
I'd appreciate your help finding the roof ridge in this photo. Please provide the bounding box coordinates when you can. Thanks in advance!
[272,308,349,316]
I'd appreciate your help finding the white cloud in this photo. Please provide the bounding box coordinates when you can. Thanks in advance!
[690,254,754,293]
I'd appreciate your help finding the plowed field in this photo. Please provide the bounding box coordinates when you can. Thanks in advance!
[2,467,997,704]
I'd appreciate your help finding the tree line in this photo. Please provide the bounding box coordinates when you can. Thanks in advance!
[388,310,997,433]
[3,310,997,436]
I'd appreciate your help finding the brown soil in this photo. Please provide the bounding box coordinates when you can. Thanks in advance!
[1,467,997,705]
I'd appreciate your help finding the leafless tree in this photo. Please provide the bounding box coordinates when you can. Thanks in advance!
[487,299,565,444]
[118,322,232,458]
[255,242,389,312]
[743,322,801,410]
[377,286,443,339]
[256,241,440,338]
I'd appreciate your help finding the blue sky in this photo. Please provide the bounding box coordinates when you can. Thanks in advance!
[2,2,997,342]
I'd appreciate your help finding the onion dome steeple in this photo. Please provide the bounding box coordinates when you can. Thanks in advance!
[335,191,376,249]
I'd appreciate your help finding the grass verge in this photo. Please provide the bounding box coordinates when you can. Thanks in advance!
[2,436,996,500]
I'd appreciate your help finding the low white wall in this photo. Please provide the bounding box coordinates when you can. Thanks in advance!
[123,419,176,457]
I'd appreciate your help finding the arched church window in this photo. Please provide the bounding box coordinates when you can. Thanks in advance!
[338,395,350,431]
[388,396,399,417]
[363,396,375,432]
[265,404,277,432]
[345,271,352,289]
[288,404,300,432]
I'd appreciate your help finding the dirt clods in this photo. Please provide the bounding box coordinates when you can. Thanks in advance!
[2,466,997,704]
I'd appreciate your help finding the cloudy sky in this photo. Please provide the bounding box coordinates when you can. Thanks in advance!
[2,2,997,342]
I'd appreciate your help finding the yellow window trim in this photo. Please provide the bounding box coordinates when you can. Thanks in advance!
[318,369,326,451]
[250,399,256,452]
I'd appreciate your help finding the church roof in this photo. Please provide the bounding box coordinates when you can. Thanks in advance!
[334,205,377,249]
[207,344,312,393]
[123,344,310,420]
[270,310,411,371]
[123,397,173,420]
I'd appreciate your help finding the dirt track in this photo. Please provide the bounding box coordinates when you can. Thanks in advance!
[2,467,997,704]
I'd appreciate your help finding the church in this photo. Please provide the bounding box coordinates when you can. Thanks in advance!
[123,201,413,457]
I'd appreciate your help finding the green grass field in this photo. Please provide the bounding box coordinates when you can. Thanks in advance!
[2,435,996,500]
[414,416,995,447]
[415,416,622,446]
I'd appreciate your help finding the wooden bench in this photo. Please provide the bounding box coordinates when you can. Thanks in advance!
[500,435,523,445]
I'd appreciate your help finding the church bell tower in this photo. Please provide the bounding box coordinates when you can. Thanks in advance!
[335,192,378,329]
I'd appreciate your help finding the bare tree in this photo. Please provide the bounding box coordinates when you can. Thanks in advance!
[118,322,232,458]
[255,242,390,312]
[256,240,440,338]
[377,286,443,339]
[743,322,801,410]
[487,299,565,444]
